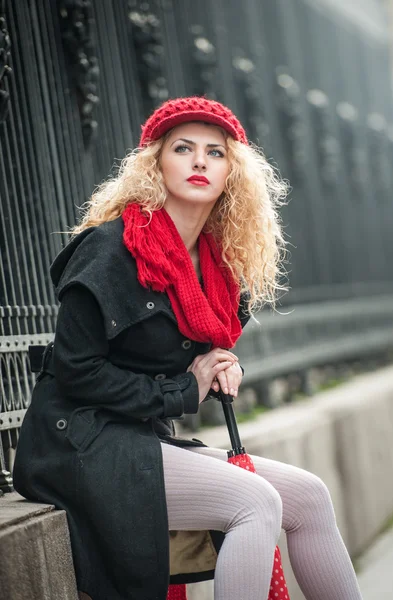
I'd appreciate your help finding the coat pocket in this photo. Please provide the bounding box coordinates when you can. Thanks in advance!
[66,407,106,453]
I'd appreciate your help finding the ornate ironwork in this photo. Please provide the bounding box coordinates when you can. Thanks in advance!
[276,69,307,181]
[1,0,392,461]
[0,305,58,337]
[388,125,393,197]
[189,24,217,99]
[232,50,272,154]
[336,102,367,195]
[306,89,340,186]
[127,0,168,117]
[367,112,390,202]
[58,0,100,146]
[0,334,53,491]
[0,0,12,123]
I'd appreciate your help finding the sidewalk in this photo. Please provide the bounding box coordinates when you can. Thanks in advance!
[357,527,393,599]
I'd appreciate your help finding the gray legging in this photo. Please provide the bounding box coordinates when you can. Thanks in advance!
[162,443,363,600]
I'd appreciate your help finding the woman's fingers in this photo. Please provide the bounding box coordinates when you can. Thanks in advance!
[216,370,229,395]
[190,349,238,375]
[217,349,238,361]
[198,352,236,372]
[215,362,243,397]
[207,348,238,363]
[213,360,233,373]
[209,362,232,394]
[211,349,238,363]
[187,350,240,403]
[211,379,220,392]
[217,369,238,396]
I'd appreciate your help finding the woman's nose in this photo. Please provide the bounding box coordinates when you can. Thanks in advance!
[193,150,207,170]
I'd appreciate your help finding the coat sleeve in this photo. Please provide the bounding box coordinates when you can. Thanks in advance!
[53,285,199,418]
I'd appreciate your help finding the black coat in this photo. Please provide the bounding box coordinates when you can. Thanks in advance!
[13,217,250,600]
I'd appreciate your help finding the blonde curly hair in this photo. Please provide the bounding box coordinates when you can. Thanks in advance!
[71,133,289,313]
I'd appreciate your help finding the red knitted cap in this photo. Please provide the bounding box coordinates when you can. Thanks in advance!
[139,96,248,146]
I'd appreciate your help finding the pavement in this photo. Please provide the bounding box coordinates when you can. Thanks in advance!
[357,527,393,599]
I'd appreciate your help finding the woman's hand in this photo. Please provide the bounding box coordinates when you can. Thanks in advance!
[187,348,238,404]
[211,360,243,398]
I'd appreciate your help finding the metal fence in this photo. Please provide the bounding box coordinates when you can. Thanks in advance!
[1,0,393,491]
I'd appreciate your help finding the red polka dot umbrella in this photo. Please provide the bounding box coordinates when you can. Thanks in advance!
[167,394,290,600]
[167,586,187,600]
[221,393,290,600]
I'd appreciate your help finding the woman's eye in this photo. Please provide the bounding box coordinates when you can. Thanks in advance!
[209,149,224,157]
[174,145,190,153]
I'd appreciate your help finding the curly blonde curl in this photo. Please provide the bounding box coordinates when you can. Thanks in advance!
[71,134,289,314]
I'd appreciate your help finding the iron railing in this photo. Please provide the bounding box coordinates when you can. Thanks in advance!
[1,0,393,489]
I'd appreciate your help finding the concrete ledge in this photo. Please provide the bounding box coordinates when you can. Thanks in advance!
[312,367,393,555]
[0,493,54,528]
[0,493,78,600]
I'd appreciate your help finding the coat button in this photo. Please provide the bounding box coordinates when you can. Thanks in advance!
[154,374,167,381]
[181,340,192,350]
[111,319,117,327]
[56,419,67,431]
[146,302,155,310]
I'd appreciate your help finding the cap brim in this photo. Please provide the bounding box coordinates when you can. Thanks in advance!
[142,111,240,144]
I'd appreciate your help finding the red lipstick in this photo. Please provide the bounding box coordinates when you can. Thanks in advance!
[187,175,210,186]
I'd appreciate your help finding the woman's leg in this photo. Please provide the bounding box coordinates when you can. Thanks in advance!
[190,446,362,600]
[161,442,282,600]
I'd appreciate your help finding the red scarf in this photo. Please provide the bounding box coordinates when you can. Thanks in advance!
[122,203,242,348]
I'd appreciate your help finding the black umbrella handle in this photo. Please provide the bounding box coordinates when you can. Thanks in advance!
[219,392,244,455]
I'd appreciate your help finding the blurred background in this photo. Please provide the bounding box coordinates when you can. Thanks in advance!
[1,1,393,598]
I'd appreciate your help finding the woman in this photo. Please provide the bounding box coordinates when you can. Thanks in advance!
[13,96,362,600]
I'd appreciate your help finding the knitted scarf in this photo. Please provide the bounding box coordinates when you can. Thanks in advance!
[122,203,242,348]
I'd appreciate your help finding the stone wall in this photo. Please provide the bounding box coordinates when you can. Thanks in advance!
[0,494,78,600]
